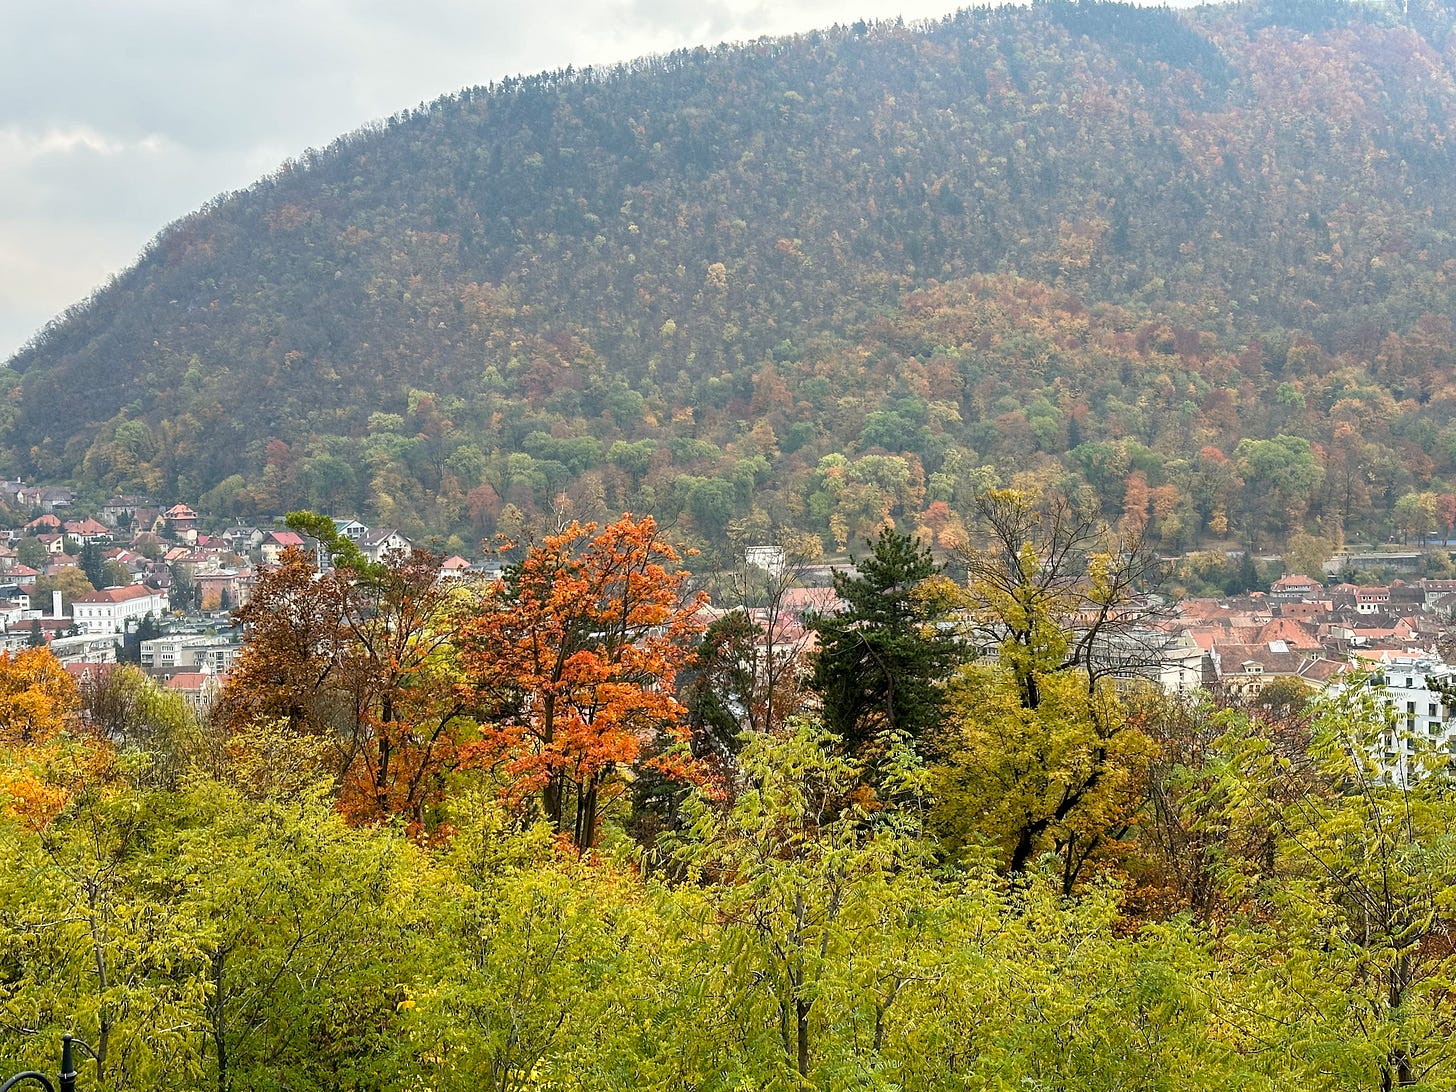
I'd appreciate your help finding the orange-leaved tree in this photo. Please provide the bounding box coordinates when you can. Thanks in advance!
[460,515,708,849]
[0,648,107,827]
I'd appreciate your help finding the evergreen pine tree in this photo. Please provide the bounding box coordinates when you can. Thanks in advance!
[80,541,106,589]
[807,528,962,758]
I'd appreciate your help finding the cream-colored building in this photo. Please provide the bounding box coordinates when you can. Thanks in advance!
[71,585,168,635]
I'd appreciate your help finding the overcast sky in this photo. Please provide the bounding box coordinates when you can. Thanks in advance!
[1,0,1200,362]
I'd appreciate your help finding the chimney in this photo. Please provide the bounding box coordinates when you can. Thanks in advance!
[53,590,62,619]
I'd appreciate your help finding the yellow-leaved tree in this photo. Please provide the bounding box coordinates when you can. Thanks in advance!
[932,489,1161,891]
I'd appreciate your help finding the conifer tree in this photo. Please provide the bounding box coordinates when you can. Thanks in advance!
[807,528,962,759]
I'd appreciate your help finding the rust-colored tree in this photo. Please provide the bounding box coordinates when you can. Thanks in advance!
[460,515,707,849]
[216,546,356,771]
[331,547,472,828]
[217,533,472,831]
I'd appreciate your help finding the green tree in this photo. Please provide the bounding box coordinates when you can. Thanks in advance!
[168,784,437,1092]
[0,784,210,1089]
[34,567,96,614]
[1214,679,1456,1089]
[77,664,194,789]
[1283,532,1334,582]
[16,536,48,569]
[670,723,946,1083]
[80,540,107,589]
[1233,435,1323,547]
[807,527,962,765]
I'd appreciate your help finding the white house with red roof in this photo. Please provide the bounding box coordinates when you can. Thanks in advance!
[438,555,472,579]
[7,564,40,589]
[165,671,225,714]
[259,530,308,565]
[62,517,113,543]
[71,585,168,635]
[1270,573,1323,601]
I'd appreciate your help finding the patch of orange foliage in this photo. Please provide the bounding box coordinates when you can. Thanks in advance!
[0,648,111,828]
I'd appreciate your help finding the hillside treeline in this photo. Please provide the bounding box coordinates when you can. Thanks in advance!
[8,1,1456,552]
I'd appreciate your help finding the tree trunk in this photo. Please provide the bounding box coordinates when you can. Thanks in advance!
[580,781,599,850]
[1009,818,1042,874]
[375,732,391,817]
[796,997,811,1077]
[542,695,562,828]
[211,948,229,1092]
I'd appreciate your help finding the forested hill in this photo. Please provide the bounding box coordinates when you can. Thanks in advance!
[8,0,1456,554]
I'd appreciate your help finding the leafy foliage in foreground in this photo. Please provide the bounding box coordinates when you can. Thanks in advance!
[6,685,1456,1091]
[8,503,1456,1083]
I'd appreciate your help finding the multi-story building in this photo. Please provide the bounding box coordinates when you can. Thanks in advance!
[1359,653,1456,782]
[140,633,241,675]
[71,585,168,635]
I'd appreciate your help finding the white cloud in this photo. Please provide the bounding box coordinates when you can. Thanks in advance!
[0,125,170,163]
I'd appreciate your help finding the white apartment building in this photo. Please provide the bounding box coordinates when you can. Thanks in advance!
[1361,653,1456,782]
[71,586,168,635]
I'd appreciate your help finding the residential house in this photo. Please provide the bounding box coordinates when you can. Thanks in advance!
[218,526,264,554]
[99,495,156,527]
[44,633,117,667]
[1270,573,1323,601]
[0,598,27,633]
[332,518,369,543]
[359,529,410,564]
[62,517,113,543]
[17,486,75,511]
[1347,653,1456,783]
[196,568,251,610]
[1208,641,1349,699]
[164,504,199,543]
[8,565,40,590]
[164,671,225,716]
[0,481,26,508]
[438,555,473,579]
[141,634,242,675]
[43,555,79,577]
[745,545,787,577]
[259,530,308,566]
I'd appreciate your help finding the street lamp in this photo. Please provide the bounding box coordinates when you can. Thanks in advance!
[0,1034,94,1092]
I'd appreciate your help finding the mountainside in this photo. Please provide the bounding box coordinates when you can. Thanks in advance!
[8,0,1456,556]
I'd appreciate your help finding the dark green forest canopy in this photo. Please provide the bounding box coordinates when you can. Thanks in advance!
[8,0,1456,550]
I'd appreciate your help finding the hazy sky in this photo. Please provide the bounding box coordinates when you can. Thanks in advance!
[0,0,1197,362]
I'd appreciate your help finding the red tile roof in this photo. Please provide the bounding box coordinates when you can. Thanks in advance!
[73,585,162,605]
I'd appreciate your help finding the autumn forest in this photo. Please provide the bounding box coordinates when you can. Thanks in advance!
[8,1,1456,561]
[9,0,1456,1087]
